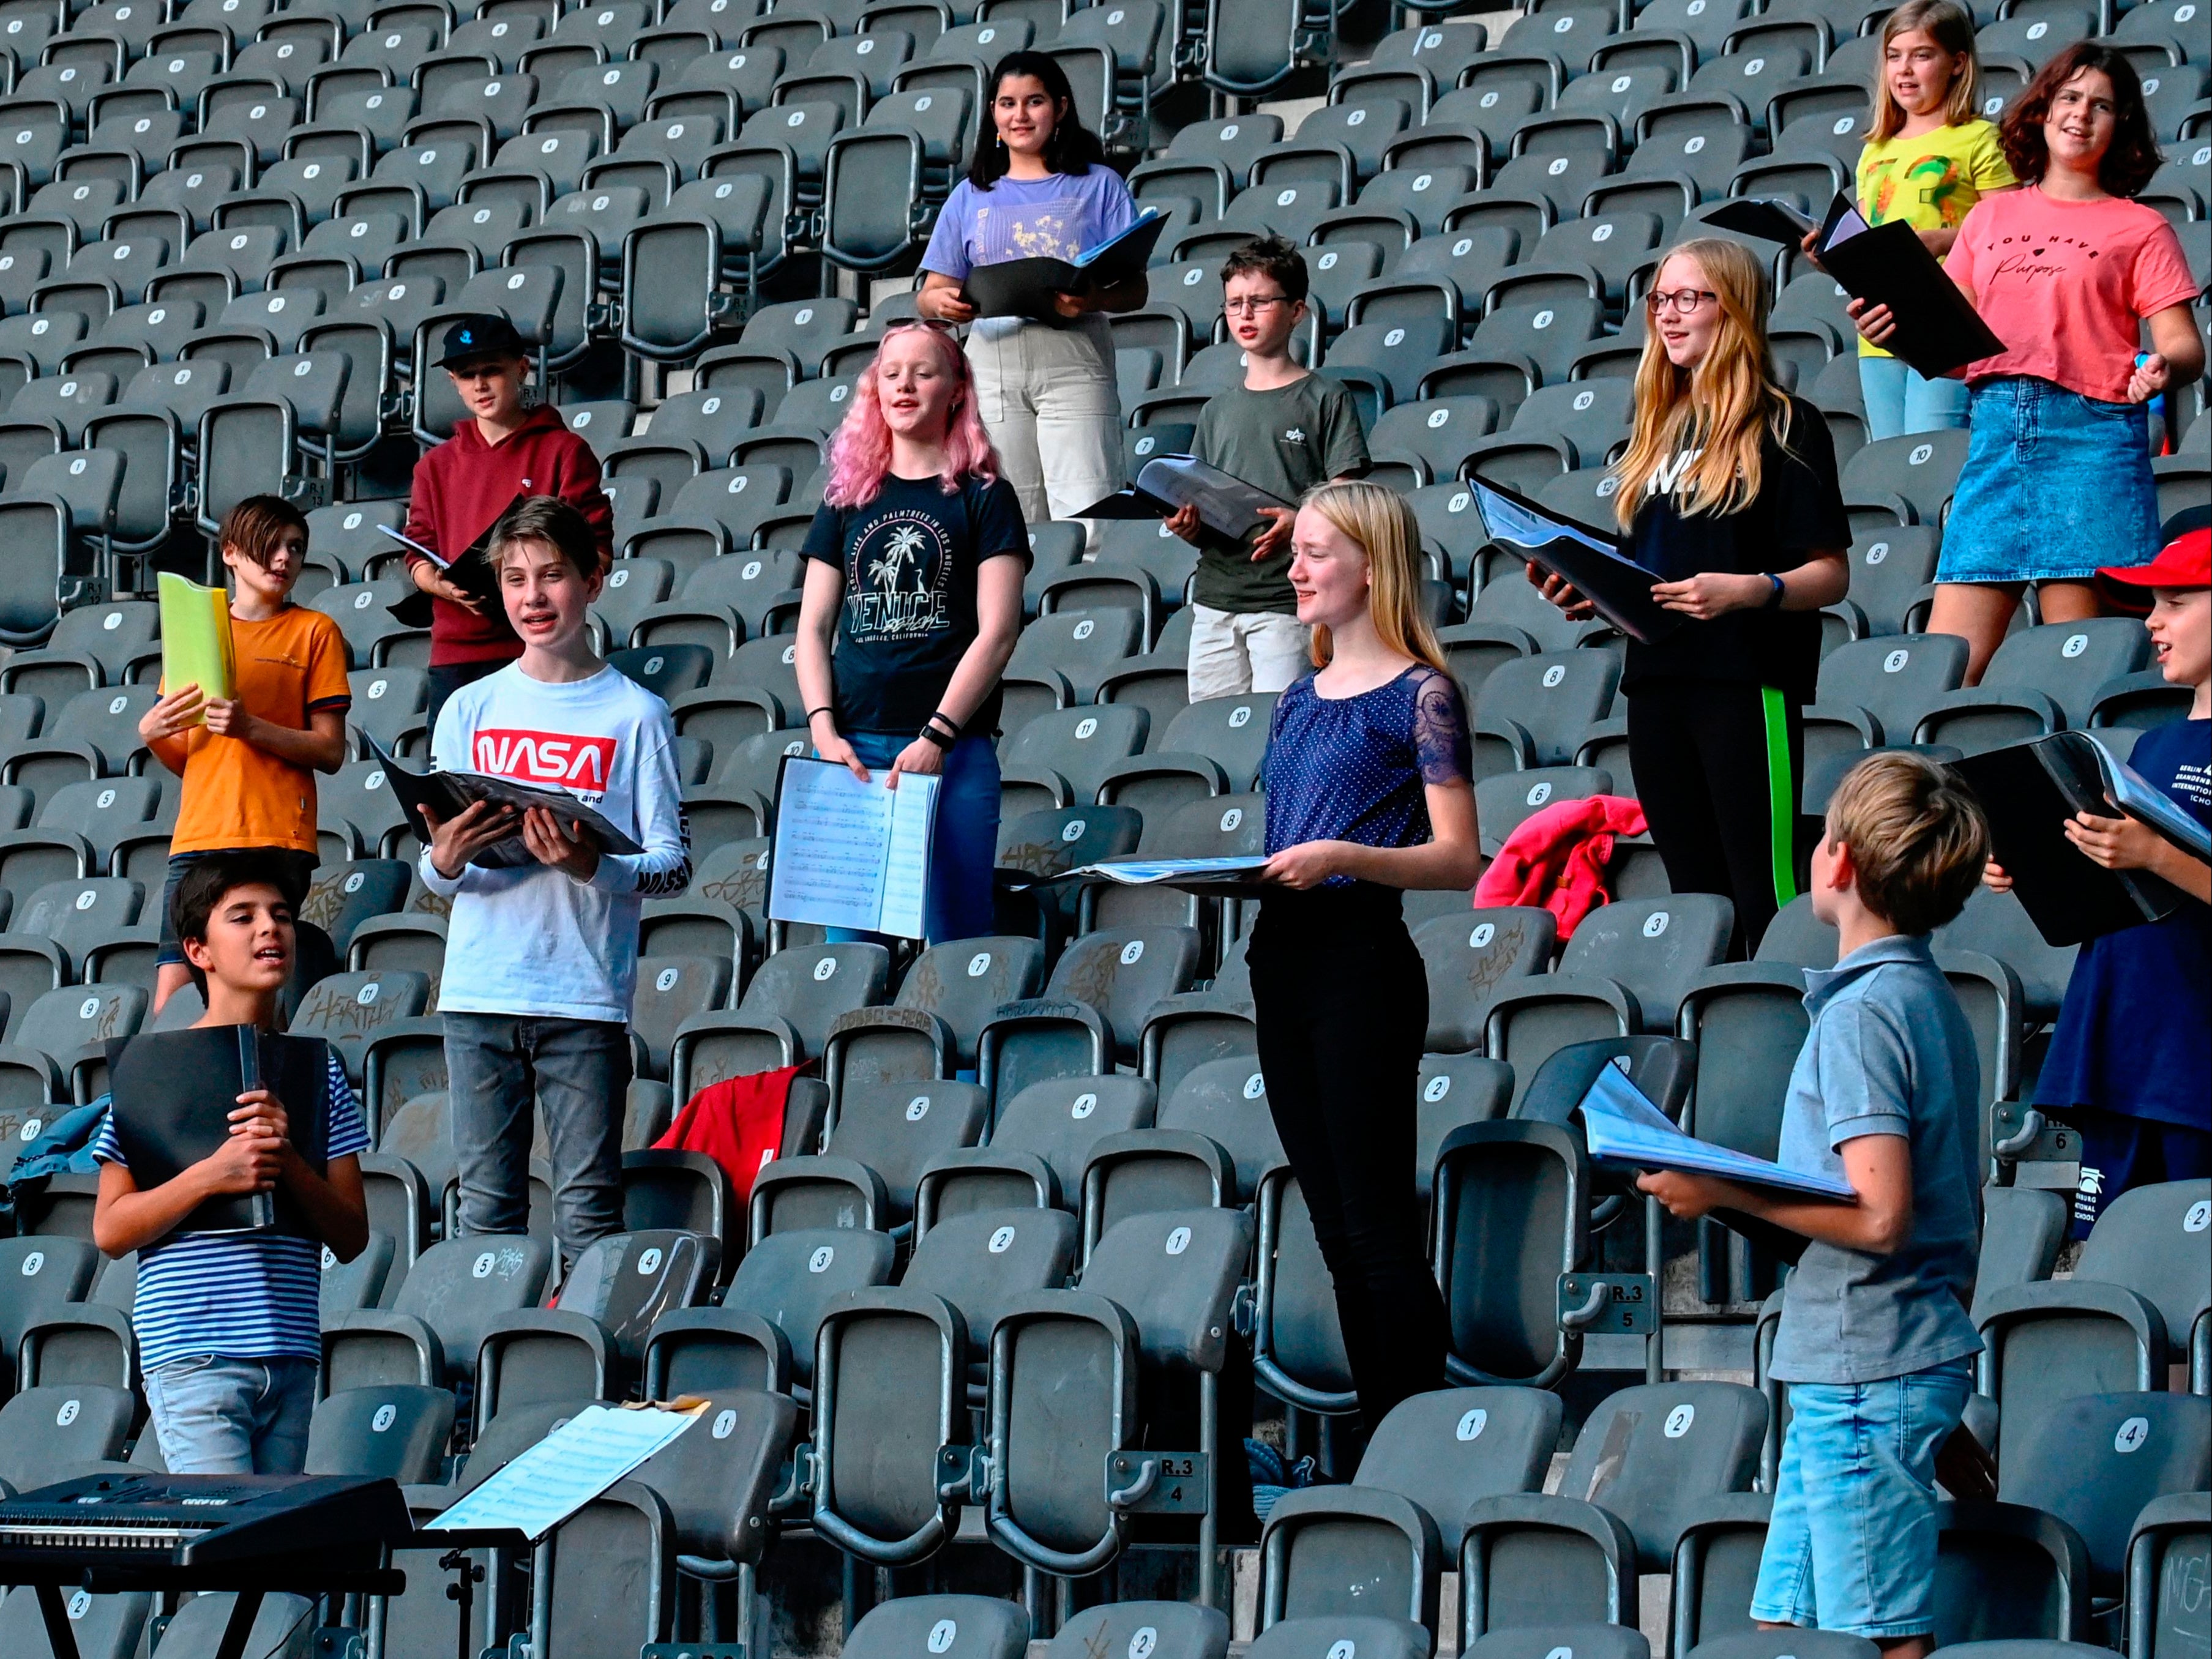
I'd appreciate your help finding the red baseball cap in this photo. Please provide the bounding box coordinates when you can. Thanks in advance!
[2101,526,2210,592]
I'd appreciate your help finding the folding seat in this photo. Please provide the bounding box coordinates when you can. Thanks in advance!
[0,1232,97,1390]
[750,1076,988,1235]
[472,1229,714,1427]
[643,1221,888,1397]
[1077,1053,1283,1249]
[1485,893,1730,1098]
[1490,129,1618,222]
[977,923,1200,1109]
[33,776,161,877]
[0,1584,151,1657]
[1827,523,1941,640]
[1459,1380,1764,1636]
[1471,769,1613,866]
[1915,618,2151,753]
[1413,907,1557,1056]
[0,1381,134,1486]
[818,935,1044,1094]
[998,703,1148,815]
[298,1380,456,1484]
[1839,429,1971,529]
[1472,649,1619,773]
[1367,397,1501,491]
[1,682,151,800]
[321,1230,551,1392]
[2128,1492,2212,1659]
[666,940,889,1095]
[1977,1180,2211,1484]
[1322,315,1456,414]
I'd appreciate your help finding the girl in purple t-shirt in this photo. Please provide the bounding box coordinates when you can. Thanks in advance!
[916,51,1146,531]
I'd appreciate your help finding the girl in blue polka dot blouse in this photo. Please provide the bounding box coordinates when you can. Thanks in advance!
[1251,480,1481,1433]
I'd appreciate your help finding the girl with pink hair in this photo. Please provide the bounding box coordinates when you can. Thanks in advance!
[794,320,1029,944]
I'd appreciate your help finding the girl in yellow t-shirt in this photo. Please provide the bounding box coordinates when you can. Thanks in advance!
[1848,0,2016,440]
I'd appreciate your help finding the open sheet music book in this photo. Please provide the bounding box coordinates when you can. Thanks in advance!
[369,738,645,869]
[962,209,1170,320]
[1579,1062,1857,1201]
[766,755,941,938]
[425,1403,702,1543]
[1001,853,1274,892]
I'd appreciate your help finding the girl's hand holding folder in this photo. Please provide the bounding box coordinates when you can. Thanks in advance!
[1651,571,1771,620]
[2126,352,2172,404]
[1526,560,1596,621]
[2064,804,2210,900]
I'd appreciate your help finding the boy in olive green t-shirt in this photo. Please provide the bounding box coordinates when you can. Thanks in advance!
[1167,236,1368,702]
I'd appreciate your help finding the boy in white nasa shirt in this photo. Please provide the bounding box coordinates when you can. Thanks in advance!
[418,496,689,1267]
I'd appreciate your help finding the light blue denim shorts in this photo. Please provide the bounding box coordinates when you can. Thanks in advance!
[1751,1355,1974,1638]
[1937,376,2160,584]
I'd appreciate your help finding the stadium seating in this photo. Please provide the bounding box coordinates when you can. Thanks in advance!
[0,0,2200,1651]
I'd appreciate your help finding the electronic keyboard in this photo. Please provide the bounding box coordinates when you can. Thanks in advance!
[0,1472,411,1571]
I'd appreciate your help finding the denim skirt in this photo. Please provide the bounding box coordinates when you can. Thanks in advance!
[1936,376,2161,584]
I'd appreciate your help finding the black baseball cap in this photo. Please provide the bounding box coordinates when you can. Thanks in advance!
[436,313,528,368]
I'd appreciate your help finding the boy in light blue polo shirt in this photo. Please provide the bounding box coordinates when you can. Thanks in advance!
[1640,751,1989,1656]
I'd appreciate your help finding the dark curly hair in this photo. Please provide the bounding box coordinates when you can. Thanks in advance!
[1999,41,2164,198]
[965,50,1108,188]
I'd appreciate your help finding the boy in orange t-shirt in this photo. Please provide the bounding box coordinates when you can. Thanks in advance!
[138,496,353,1010]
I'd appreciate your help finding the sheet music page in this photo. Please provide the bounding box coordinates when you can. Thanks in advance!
[878,772,941,939]
[427,1404,701,1542]
[769,758,894,931]
[1824,203,1872,246]
[1470,480,1623,561]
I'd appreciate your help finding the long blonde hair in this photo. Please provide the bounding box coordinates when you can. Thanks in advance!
[1869,0,1981,143]
[1301,480,1447,673]
[1612,238,1791,529]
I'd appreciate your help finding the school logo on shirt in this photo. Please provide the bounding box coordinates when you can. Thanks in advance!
[1283,427,1306,444]
[846,509,952,641]
[472,728,619,797]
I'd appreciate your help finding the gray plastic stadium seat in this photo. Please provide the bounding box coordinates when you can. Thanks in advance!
[976,1206,1252,1584]
[287,967,429,1080]
[1915,619,2152,753]
[0,1585,151,1659]
[1976,1180,2212,1486]
[0,1233,98,1388]
[1249,1617,1432,1659]
[0,1383,134,1488]
[668,940,890,1087]
[13,1245,133,1390]
[1473,767,1612,856]
[1048,1605,1230,1659]
[323,1232,551,1390]
[1432,1118,1592,1390]
[1083,1054,1286,1245]
[1686,1636,1874,1659]
[845,1598,1029,1659]
[1414,1055,1514,1204]
[646,1225,895,1396]
[1347,1387,1563,1556]
[922,1073,1157,1220]
[1461,1381,1765,1636]
[1809,631,1970,749]
[475,1229,714,1428]
[1473,649,1617,772]
[303,1382,455,1482]
[1258,1479,1443,1631]
[2003,1392,2210,1600]
[1466,1628,1649,1659]
[980,924,1203,1101]
[752,1077,988,1235]
[1414,907,1557,1053]
[821,934,1045,1087]
[148,1590,316,1659]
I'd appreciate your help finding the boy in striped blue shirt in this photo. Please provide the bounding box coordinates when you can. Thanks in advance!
[92,853,370,1474]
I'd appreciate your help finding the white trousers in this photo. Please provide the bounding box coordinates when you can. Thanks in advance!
[966,315,1123,530]
[1186,603,1313,701]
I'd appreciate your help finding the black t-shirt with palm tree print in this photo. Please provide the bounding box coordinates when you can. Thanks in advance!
[801,472,1029,737]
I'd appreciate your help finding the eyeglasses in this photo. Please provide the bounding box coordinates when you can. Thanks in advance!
[1645,288,1721,316]
[1223,296,1295,317]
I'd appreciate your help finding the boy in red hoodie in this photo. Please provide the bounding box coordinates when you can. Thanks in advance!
[405,315,615,725]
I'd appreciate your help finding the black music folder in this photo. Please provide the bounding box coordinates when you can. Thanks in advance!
[1954,730,2211,947]
[1467,476,1684,644]
[103,1027,332,1236]
[1076,454,1293,541]
[962,208,1169,321]
[1714,191,2005,379]
[369,738,645,869]
[383,494,523,628]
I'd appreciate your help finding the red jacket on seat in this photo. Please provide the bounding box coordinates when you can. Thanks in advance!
[1472,793,1648,942]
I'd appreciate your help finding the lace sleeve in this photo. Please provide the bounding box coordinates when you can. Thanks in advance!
[1410,667,1472,786]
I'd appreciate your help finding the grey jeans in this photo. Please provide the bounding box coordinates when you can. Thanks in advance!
[144,1354,318,1474]
[444,1013,629,1263]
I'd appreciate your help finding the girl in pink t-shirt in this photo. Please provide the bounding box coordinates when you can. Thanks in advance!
[1854,42,2203,685]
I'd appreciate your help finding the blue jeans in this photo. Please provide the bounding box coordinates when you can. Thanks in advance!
[144,1353,318,1474]
[1858,354,1968,442]
[444,1013,629,1265]
[1752,1356,1974,1638]
[823,732,1000,947]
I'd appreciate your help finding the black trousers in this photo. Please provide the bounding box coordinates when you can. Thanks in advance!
[1626,678,1805,957]
[1249,885,1448,1434]
[425,657,511,734]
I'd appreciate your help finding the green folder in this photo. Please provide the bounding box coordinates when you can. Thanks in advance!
[157,572,235,715]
